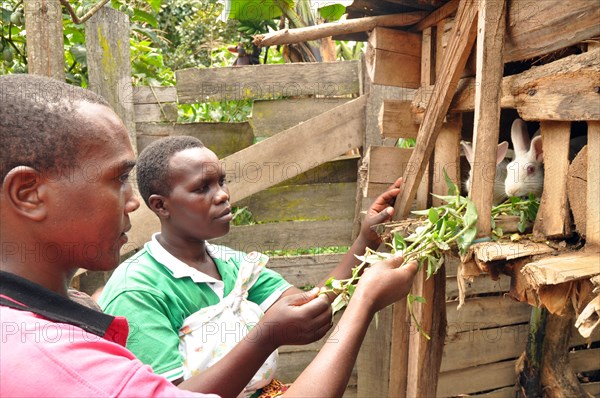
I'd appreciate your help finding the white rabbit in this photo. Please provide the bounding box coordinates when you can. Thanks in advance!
[462,140,510,205]
[504,118,544,198]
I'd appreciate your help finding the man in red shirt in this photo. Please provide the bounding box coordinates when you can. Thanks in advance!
[0,74,417,397]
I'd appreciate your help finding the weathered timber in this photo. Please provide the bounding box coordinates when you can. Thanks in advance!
[136,122,254,157]
[366,27,422,88]
[361,146,413,197]
[176,61,359,103]
[437,358,517,396]
[393,0,478,218]
[267,254,344,289]
[411,0,460,32]
[132,86,177,104]
[235,182,356,223]
[521,252,600,290]
[378,100,420,139]
[588,122,600,250]
[534,122,572,239]
[471,0,507,237]
[222,96,366,204]
[253,12,427,47]
[249,97,351,138]
[446,296,531,332]
[23,0,64,80]
[409,48,600,121]
[272,155,359,186]
[432,115,461,207]
[212,219,354,252]
[518,307,547,398]
[86,7,136,152]
[446,273,511,298]
[567,146,588,237]
[503,0,600,63]
[575,295,600,339]
[134,103,178,123]
[388,300,411,397]
[464,240,555,263]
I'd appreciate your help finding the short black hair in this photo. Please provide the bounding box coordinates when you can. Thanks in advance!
[0,74,110,184]
[136,136,205,207]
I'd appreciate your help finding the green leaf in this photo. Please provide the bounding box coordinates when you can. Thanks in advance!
[463,198,478,228]
[145,0,161,13]
[69,44,87,66]
[226,0,286,21]
[133,9,159,28]
[318,4,345,21]
[408,294,427,305]
[443,168,459,196]
[428,208,439,224]
[393,233,406,251]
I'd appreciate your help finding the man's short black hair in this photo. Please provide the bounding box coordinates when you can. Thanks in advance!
[0,74,110,184]
[136,136,205,207]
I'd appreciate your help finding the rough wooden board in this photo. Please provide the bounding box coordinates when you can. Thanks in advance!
[410,49,600,121]
[521,252,600,289]
[222,96,366,204]
[362,146,413,197]
[211,219,354,252]
[441,324,526,372]
[446,274,511,299]
[23,0,64,80]
[136,121,254,157]
[581,381,600,398]
[86,7,136,152]
[357,305,393,397]
[275,155,358,186]
[464,386,517,398]
[470,0,506,237]
[437,358,517,396]
[378,100,420,139]
[388,299,411,397]
[176,61,359,103]
[134,103,179,123]
[431,115,461,208]
[533,122,572,238]
[588,122,600,250]
[464,241,556,263]
[267,254,344,288]
[366,47,421,88]
[393,0,478,218]
[567,146,588,238]
[132,86,177,104]
[411,0,460,32]
[368,26,422,56]
[249,98,351,138]
[503,0,600,63]
[235,182,356,223]
[446,296,531,334]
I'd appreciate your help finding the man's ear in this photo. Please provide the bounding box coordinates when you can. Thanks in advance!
[2,166,48,221]
[148,194,169,218]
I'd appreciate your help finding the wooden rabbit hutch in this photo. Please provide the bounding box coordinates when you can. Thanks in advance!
[61,0,600,397]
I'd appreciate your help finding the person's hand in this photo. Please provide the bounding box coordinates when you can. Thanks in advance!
[360,177,403,246]
[352,254,418,314]
[259,289,332,349]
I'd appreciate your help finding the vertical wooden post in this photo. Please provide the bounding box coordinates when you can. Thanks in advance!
[470,0,507,237]
[586,121,600,251]
[432,116,462,206]
[86,7,137,153]
[23,0,64,80]
[533,122,572,238]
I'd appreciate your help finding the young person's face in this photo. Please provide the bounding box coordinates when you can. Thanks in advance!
[45,102,139,271]
[163,147,232,241]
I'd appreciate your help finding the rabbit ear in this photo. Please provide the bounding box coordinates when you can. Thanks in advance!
[496,141,509,165]
[531,135,544,162]
[461,141,474,164]
[511,119,530,156]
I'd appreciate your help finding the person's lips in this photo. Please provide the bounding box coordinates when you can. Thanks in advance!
[215,207,233,222]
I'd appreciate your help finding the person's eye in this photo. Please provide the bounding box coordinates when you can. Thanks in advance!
[219,176,226,187]
[119,173,131,183]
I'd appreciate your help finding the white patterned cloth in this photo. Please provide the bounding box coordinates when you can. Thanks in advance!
[178,252,278,398]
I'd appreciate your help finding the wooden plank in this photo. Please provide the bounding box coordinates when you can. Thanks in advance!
[411,0,460,32]
[378,100,420,139]
[446,296,531,333]
[222,96,366,204]
[446,273,510,299]
[362,146,413,197]
[235,182,356,223]
[588,121,600,250]
[136,122,254,157]
[465,241,555,263]
[366,47,421,88]
[409,48,600,121]
[432,115,461,207]
[86,7,136,152]
[571,348,600,374]
[249,98,351,138]
[503,0,600,63]
[533,122,572,238]
[23,0,64,80]
[275,155,358,186]
[582,381,600,397]
[267,254,345,289]
[437,359,517,396]
[521,252,600,289]
[212,219,354,252]
[368,27,421,56]
[388,300,411,397]
[176,61,359,103]
[134,103,178,123]
[441,324,526,372]
[393,0,478,218]
[132,86,177,104]
[470,0,507,237]
[466,386,517,398]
